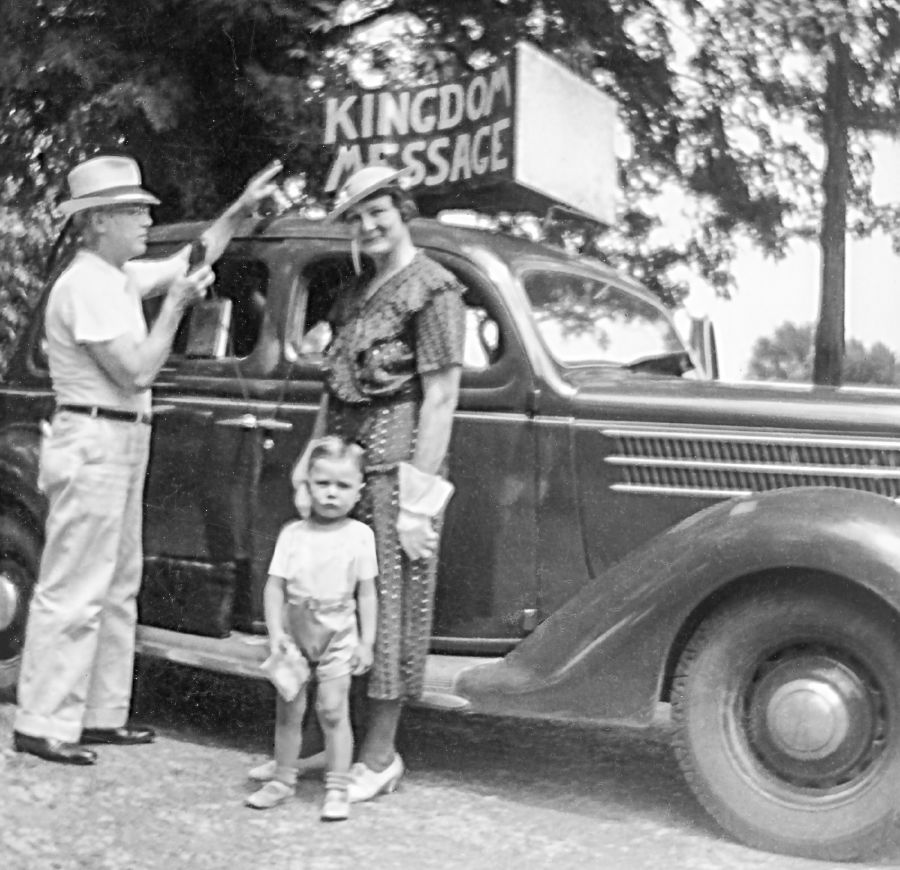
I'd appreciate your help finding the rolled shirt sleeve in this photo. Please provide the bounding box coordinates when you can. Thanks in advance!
[414,281,466,375]
[124,248,189,298]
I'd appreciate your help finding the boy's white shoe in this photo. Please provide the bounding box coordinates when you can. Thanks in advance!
[320,772,351,822]
[247,751,327,782]
[245,780,294,809]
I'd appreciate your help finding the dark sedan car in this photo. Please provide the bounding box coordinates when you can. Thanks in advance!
[3,214,900,861]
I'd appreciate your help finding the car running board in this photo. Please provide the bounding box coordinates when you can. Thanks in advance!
[135,625,495,713]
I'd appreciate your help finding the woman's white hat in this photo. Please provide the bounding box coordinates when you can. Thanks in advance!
[58,155,161,217]
[327,165,410,222]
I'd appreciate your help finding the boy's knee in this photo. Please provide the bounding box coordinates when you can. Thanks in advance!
[316,691,348,729]
[275,691,307,726]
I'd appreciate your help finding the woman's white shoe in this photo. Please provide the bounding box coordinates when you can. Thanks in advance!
[347,754,404,803]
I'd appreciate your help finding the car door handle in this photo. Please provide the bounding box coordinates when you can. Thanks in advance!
[150,404,178,416]
[214,414,292,431]
[256,418,293,431]
[153,405,212,420]
[215,414,261,429]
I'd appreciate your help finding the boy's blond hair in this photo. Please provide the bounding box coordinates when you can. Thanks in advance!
[306,436,364,479]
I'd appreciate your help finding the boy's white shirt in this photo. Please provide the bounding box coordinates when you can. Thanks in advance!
[268,517,377,603]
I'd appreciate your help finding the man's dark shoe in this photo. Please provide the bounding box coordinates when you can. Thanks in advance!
[13,731,97,765]
[80,723,155,745]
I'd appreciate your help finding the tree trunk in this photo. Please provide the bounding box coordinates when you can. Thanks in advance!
[813,31,850,387]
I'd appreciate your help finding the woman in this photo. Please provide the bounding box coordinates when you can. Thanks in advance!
[297,165,465,801]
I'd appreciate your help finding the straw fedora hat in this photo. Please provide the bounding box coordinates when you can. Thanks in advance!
[58,155,161,217]
[327,165,410,223]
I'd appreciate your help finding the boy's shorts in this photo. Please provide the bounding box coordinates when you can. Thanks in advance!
[286,600,358,682]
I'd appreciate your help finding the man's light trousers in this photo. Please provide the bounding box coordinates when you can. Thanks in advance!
[15,411,151,742]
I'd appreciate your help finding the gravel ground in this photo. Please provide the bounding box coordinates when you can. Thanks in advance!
[1,662,896,870]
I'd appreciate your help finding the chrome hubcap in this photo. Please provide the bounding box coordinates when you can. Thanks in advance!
[746,650,882,788]
[0,569,20,633]
[766,679,849,760]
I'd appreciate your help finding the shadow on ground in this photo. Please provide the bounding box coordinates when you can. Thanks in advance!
[132,658,717,836]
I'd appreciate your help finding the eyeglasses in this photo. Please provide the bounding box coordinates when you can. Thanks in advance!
[107,204,151,217]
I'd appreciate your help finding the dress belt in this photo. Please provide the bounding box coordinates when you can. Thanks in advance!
[57,404,152,425]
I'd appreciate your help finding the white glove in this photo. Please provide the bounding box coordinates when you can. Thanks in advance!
[396,463,454,560]
[397,462,454,514]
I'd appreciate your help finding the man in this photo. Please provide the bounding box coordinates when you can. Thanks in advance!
[13,153,281,764]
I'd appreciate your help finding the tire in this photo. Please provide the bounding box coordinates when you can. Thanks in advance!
[0,513,41,698]
[671,587,900,861]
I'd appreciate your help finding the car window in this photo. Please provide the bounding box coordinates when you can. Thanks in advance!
[522,269,688,373]
[290,255,351,362]
[143,257,268,360]
[462,306,499,370]
[433,259,504,372]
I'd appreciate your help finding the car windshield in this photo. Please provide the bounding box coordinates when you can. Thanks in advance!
[522,269,693,376]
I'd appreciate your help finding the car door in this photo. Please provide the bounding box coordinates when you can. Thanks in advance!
[142,239,305,631]
[519,264,721,603]
[428,249,540,651]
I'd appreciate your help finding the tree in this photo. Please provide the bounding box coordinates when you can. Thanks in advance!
[843,338,898,386]
[680,0,900,386]
[746,322,816,382]
[748,321,899,385]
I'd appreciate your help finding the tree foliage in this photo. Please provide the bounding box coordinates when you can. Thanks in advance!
[748,321,900,386]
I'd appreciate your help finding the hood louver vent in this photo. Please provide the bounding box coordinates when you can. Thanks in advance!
[601,427,900,499]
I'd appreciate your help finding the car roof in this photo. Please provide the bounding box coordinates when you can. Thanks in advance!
[149,213,656,304]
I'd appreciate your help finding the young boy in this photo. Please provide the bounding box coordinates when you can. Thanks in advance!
[246,437,377,821]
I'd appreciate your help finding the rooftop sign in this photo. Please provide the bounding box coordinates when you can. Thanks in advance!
[320,41,618,225]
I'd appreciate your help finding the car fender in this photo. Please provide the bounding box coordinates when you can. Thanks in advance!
[0,422,43,523]
[457,487,900,725]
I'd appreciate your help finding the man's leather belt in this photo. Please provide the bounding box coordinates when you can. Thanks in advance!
[57,404,152,425]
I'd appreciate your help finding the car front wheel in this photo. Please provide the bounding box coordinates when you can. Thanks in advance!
[671,585,900,861]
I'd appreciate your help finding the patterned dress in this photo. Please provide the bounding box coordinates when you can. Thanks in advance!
[323,251,465,701]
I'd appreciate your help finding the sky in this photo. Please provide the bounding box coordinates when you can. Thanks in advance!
[689,138,900,381]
